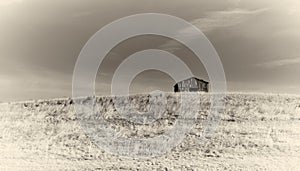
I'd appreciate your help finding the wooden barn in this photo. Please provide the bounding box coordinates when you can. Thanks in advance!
[174,77,209,92]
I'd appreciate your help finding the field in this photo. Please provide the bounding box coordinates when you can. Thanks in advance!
[0,92,300,170]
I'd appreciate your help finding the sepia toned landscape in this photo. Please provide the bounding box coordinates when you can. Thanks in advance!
[1,0,300,170]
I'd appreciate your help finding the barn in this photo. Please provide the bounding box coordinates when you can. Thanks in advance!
[174,77,209,92]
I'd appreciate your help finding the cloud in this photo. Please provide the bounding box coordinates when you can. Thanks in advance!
[191,8,269,32]
[160,8,269,52]
[255,57,300,68]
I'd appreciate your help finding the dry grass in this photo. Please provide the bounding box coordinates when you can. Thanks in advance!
[0,93,300,170]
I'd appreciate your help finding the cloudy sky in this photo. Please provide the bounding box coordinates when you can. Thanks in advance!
[0,0,300,101]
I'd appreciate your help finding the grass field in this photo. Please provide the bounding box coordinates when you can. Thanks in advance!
[0,92,300,170]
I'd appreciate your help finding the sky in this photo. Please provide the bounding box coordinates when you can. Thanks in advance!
[0,0,300,101]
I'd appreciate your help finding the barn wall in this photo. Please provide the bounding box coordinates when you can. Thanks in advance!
[174,78,209,92]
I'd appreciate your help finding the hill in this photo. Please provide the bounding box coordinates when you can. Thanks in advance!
[0,93,300,170]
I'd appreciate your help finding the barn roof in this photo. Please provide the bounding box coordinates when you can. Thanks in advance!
[174,77,209,87]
